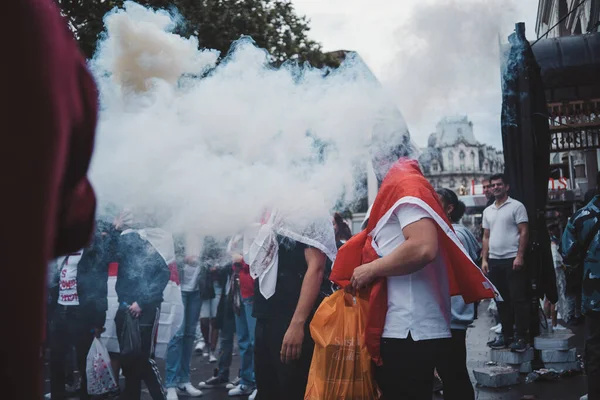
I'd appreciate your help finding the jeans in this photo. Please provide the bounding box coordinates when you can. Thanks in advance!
[254,318,314,400]
[375,335,449,400]
[435,329,474,400]
[234,297,257,386]
[585,311,600,399]
[216,299,236,380]
[488,258,531,339]
[165,290,202,388]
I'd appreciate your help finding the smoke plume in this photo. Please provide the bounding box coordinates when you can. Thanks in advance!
[384,0,529,148]
[90,1,409,238]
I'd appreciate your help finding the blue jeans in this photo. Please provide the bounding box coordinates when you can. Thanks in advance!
[165,290,202,388]
[235,297,256,386]
[216,299,236,381]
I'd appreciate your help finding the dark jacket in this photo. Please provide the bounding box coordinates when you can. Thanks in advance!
[113,229,170,312]
[48,228,110,328]
[562,195,600,314]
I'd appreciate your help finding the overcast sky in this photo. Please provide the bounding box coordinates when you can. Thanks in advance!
[292,0,540,150]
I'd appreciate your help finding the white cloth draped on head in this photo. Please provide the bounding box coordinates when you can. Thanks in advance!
[243,210,337,299]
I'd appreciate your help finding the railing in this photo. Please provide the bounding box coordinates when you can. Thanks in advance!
[548,99,600,151]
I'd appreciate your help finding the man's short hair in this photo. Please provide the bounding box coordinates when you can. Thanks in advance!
[489,173,508,185]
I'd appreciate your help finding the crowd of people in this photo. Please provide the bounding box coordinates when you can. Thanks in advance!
[7,2,600,400]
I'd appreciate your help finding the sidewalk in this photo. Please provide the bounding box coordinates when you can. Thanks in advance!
[457,300,587,400]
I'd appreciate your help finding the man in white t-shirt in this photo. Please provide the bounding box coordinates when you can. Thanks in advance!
[482,173,530,352]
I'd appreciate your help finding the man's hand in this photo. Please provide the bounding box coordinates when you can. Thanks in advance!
[351,262,377,289]
[482,260,489,275]
[513,256,524,271]
[129,302,142,318]
[281,321,304,364]
[92,327,105,338]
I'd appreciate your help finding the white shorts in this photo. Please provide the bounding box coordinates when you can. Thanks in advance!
[200,283,222,319]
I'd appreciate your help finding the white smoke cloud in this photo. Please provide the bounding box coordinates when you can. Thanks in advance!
[384,0,529,148]
[89,1,409,238]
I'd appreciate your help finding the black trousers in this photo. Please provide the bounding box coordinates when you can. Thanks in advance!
[586,311,600,400]
[115,307,165,400]
[49,305,94,400]
[488,258,531,339]
[435,329,474,400]
[375,335,450,400]
[254,318,314,400]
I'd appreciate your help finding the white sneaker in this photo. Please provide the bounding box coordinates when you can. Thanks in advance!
[553,324,567,330]
[209,353,217,363]
[490,323,501,332]
[580,395,588,400]
[44,394,51,400]
[228,384,255,397]
[226,377,242,390]
[166,388,179,400]
[249,389,258,400]
[195,340,206,353]
[177,383,203,397]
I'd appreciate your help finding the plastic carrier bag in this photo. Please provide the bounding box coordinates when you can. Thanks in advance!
[305,290,380,400]
[86,338,118,396]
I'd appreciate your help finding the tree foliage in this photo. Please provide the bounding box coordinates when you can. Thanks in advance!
[57,0,339,67]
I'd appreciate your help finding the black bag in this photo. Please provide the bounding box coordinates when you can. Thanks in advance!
[200,271,215,300]
[120,312,142,361]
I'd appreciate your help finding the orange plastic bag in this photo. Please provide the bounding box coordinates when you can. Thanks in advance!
[304,290,380,400]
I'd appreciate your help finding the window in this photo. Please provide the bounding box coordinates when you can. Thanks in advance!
[470,151,476,170]
[432,162,439,172]
[448,151,454,171]
[459,151,465,171]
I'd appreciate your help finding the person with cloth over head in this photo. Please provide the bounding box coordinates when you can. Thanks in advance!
[245,210,337,400]
[330,138,497,400]
[109,212,171,400]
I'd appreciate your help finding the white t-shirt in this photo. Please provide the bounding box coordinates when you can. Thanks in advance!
[373,203,451,341]
[57,252,82,306]
[482,197,528,259]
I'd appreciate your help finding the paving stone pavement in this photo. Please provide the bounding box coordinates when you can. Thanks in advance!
[44,301,587,400]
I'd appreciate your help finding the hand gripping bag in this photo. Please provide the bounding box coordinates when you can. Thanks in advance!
[305,290,380,400]
[86,337,119,396]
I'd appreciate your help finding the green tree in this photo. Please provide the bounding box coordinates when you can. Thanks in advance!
[57,0,339,67]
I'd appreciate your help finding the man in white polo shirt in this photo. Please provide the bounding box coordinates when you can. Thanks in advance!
[482,173,530,352]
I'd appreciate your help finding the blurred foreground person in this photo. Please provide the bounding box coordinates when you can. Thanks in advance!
[1,0,98,397]
[562,173,600,400]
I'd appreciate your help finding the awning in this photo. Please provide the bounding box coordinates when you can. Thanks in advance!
[531,33,600,102]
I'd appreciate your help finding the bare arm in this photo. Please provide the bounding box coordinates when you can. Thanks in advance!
[292,247,326,325]
[371,218,438,278]
[481,229,490,274]
[513,222,529,270]
[351,218,439,289]
[516,223,529,259]
[281,247,326,363]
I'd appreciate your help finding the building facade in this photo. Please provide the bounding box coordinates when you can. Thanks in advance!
[536,0,600,38]
[535,1,600,213]
[419,116,504,194]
